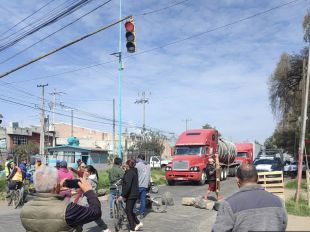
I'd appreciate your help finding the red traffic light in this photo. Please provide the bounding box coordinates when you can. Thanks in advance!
[125,21,134,32]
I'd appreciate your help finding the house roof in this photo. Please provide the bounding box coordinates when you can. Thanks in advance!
[46,145,107,152]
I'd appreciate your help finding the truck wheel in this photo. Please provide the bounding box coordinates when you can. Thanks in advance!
[223,168,227,180]
[167,180,175,186]
[220,169,224,181]
[199,171,206,185]
[161,164,167,169]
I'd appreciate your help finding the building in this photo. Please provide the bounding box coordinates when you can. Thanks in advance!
[47,137,109,170]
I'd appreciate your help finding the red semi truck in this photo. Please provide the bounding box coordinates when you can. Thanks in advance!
[235,142,263,164]
[165,129,241,185]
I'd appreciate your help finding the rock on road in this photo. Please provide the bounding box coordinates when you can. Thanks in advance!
[0,178,238,232]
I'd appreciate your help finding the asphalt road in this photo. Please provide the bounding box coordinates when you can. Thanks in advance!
[0,177,238,232]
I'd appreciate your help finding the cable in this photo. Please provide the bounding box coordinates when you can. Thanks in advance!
[0,95,173,134]
[138,0,190,16]
[0,0,95,52]
[0,15,132,79]
[0,0,57,39]
[1,0,303,85]
[0,0,114,65]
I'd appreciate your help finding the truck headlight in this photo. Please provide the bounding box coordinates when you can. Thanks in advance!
[165,166,172,171]
[190,166,200,172]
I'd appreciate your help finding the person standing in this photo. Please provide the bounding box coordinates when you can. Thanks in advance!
[204,158,221,200]
[212,164,287,232]
[4,155,13,178]
[107,157,124,218]
[20,166,102,232]
[118,160,143,232]
[58,161,74,202]
[35,158,44,170]
[135,154,151,219]
[81,165,111,232]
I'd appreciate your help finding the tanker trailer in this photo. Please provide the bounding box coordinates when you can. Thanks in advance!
[217,138,239,180]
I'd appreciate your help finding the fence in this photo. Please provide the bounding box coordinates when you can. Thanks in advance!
[257,171,285,201]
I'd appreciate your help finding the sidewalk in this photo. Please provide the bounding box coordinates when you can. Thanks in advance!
[287,214,310,231]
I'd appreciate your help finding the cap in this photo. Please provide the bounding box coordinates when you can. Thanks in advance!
[37,158,42,162]
[60,160,67,168]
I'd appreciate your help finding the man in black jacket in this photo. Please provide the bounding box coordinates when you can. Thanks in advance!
[118,159,143,232]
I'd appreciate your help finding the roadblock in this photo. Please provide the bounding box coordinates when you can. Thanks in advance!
[257,171,285,200]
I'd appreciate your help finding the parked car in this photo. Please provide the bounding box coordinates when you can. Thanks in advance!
[283,161,307,175]
[253,157,283,172]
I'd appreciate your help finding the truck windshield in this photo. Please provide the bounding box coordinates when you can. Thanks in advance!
[175,146,202,155]
[237,152,248,158]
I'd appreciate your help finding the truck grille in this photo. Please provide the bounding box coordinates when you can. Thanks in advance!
[173,160,189,170]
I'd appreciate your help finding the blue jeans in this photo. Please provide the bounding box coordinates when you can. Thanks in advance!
[109,189,117,210]
[139,187,147,215]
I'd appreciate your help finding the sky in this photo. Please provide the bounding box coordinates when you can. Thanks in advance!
[0,0,308,144]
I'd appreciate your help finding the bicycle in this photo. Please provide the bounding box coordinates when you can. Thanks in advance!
[111,179,126,232]
[7,182,24,209]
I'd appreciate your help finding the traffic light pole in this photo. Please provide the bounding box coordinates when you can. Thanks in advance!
[117,0,123,160]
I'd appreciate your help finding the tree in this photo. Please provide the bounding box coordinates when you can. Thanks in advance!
[132,131,165,156]
[12,141,39,162]
[303,9,310,42]
[202,123,214,129]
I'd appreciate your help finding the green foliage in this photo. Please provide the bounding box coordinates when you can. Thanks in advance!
[0,164,3,171]
[98,171,110,189]
[12,141,39,161]
[286,197,310,216]
[0,177,6,192]
[202,123,214,129]
[151,169,166,185]
[132,131,166,156]
[266,13,310,154]
[285,179,307,190]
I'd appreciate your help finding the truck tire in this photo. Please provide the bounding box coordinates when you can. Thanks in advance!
[223,168,227,180]
[199,171,206,185]
[220,169,224,181]
[167,180,175,186]
[161,164,167,169]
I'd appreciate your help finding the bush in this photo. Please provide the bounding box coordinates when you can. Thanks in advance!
[285,180,307,190]
[286,197,310,216]
[98,171,110,189]
[151,169,166,185]
[0,164,3,171]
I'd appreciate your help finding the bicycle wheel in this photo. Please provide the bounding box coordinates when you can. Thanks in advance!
[112,200,121,232]
[152,196,167,213]
[12,190,21,209]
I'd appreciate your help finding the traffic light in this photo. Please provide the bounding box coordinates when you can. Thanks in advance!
[125,18,136,53]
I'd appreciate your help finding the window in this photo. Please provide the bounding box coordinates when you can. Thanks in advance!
[175,146,203,155]
[13,136,27,145]
[63,151,75,163]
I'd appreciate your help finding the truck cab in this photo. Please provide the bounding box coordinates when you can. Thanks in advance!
[235,143,254,164]
[165,129,218,185]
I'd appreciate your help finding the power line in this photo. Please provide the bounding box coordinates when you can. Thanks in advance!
[0,0,114,65]
[0,0,95,52]
[0,0,57,39]
[0,15,132,79]
[138,0,190,16]
[0,95,173,134]
[1,0,303,85]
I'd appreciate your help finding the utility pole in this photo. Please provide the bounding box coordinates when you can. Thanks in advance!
[49,89,65,146]
[37,84,48,157]
[135,91,150,132]
[183,118,192,131]
[295,43,310,202]
[113,98,116,156]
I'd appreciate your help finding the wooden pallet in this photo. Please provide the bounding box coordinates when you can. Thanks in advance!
[257,171,284,200]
